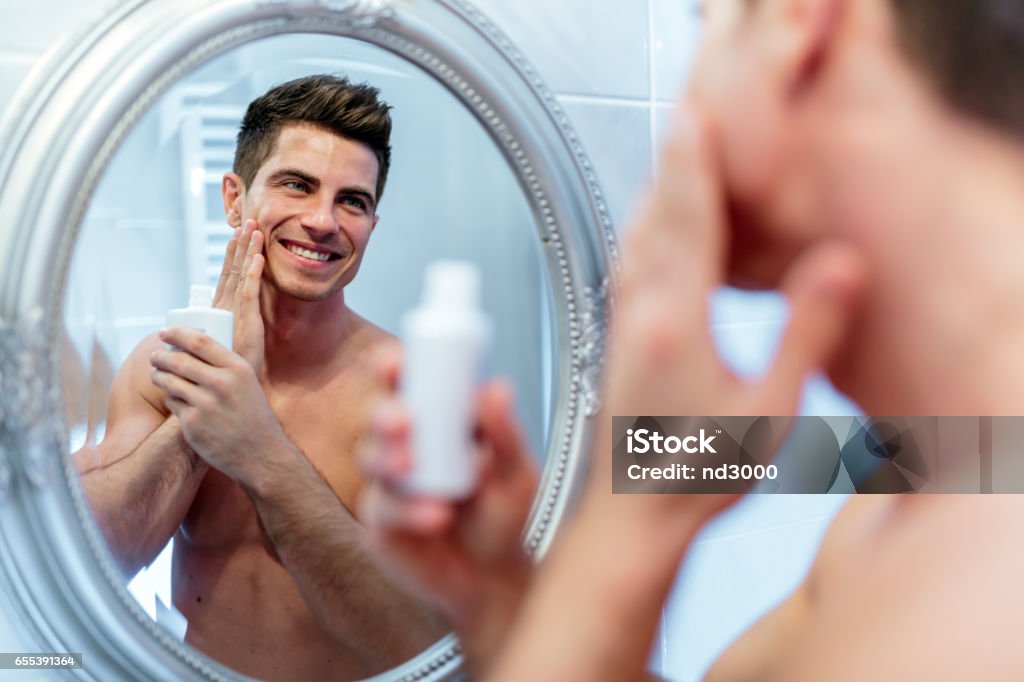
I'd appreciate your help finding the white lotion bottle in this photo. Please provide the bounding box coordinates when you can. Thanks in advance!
[401,261,492,498]
[166,284,233,351]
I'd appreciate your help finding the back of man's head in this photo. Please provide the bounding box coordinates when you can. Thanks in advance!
[233,74,393,201]
[890,0,1024,138]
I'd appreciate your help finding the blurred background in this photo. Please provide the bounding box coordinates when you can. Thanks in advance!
[0,1,861,679]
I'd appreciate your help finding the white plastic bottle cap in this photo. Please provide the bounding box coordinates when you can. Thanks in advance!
[423,261,481,310]
[189,284,215,307]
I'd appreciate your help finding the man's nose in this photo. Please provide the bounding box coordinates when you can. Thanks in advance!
[300,199,339,236]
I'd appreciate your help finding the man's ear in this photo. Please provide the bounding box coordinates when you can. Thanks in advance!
[371,214,379,233]
[767,0,844,101]
[222,172,245,227]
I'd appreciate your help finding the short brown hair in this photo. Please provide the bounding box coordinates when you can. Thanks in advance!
[233,74,393,201]
[890,0,1024,137]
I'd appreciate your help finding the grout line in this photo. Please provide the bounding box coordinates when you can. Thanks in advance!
[555,92,651,108]
[691,511,844,547]
[648,0,658,179]
[647,2,670,673]
[0,49,43,61]
[711,319,790,330]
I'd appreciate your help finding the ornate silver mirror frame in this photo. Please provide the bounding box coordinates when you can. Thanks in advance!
[0,0,615,679]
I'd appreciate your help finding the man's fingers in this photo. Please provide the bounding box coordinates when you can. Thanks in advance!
[213,226,241,307]
[236,230,264,314]
[361,484,453,535]
[362,399,413,489]
[163,395,190,417]
[240,251,264,312]
[653,105,719,226]
[757,241,867,410]
[371,341,404,393]
[159,327,235,367]
[224,220,255,306]
[618,104,726,322]
[150,368,202,405]
[476,380,538,485]
[150,348,216,386]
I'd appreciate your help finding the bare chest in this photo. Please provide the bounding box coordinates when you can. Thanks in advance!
[183,370,378,544]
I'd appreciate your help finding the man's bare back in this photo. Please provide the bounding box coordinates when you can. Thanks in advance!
[706,494,1024,681]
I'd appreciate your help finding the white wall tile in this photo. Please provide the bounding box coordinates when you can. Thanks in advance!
[653,101,675,146]
[0,0,108,53]
[558,96,652,232]
[658,516,835,682]
[651,0,704,102]
[713,320,785,379]
[471,0,650,99]
[698,493,849,541]
[0,52,38,120]
[711,288,788,325]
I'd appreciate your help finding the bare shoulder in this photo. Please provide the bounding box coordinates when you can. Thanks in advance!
[777,495,1024,680]
[72,332,169,472]
[351,312,398,345]
[345,312,399,363]
[703,497,881,682]
[104,333,171,413]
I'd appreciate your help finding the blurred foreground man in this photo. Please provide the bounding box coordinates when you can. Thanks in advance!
[362,1,1024,680]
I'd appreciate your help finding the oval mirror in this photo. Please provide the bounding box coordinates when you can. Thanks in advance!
[0,1,614,680]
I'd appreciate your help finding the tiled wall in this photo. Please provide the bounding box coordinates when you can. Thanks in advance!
[0,1,857,680]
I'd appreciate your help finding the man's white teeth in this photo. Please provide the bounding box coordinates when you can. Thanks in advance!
[286,244,331,262]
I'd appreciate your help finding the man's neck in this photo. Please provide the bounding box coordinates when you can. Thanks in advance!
[259,287,357,380]
[818,90,1024,414]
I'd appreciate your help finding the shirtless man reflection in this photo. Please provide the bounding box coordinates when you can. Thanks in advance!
[74,75,445,681]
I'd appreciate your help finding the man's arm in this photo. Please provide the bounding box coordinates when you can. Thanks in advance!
[487,104,866,681]
[151,234,448,671]
[246,439,448,671]
[359,363,538,677]
[74,223,255,576]
[74,333,208,576]
[153,327,447,671]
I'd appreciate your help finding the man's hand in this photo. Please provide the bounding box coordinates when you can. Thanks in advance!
[359,344,537,668]
[213,218,266,374]
[596,103,868,520]
[149,240,284,488]
[484,102,870,682]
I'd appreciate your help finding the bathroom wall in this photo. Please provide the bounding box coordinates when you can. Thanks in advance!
[0,1,858,679]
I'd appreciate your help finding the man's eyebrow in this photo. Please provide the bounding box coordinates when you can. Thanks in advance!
[268,169,376,209]
[268,168,320,187]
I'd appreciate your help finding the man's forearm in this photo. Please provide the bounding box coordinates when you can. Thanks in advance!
[489,493,704,682]
[79,416,208,575]
[450,559,532,678]
[245,439,447,672]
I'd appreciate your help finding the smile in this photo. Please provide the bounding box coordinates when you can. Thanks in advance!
[278,239,342,265]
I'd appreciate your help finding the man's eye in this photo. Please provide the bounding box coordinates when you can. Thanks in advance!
[285,180,307,192]
[340,196,368,211]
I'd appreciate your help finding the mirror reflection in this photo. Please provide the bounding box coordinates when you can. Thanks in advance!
[61,33,554,681]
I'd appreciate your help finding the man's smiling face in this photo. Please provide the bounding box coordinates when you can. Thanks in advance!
[224,122,380,302]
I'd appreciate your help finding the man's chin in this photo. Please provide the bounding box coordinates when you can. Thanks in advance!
[278,284,339,302]
[264,273,341,302]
